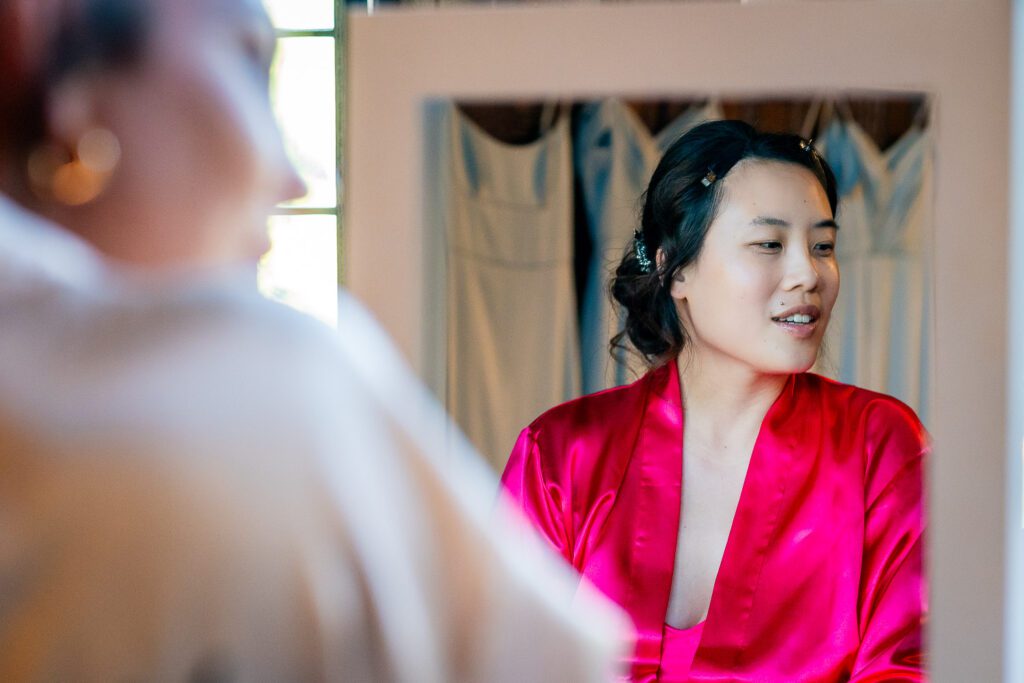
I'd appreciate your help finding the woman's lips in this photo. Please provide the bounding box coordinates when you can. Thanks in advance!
[771,304,822,341]
[773,317,819,339]
[771,304,822,320]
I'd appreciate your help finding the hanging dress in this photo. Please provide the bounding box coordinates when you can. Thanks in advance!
[818,115,932,423]
[817,117,891,390]
[575,100,721,394]
[445,104,580,471]
[871,125,933,423]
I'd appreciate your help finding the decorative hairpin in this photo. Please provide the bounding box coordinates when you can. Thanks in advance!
[633,229,653,273]
[701,168,717,187]
[800,138,815,153]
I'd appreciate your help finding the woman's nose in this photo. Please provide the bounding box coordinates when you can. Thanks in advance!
[785,247,820,291]
[278,160,308,204]
[267,121,308,204]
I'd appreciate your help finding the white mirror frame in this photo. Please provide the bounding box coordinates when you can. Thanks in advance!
[347,2,1013,680]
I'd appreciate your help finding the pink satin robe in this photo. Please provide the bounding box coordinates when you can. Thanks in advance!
[501,361,927,682]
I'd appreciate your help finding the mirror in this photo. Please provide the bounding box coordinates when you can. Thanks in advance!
[346,2,1011,679]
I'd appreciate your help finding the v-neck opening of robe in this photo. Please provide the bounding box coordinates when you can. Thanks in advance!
[624,360,798,679]
[658,619,706,682]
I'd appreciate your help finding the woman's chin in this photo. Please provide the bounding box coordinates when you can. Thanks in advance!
[246,227,272,262]
[759,354,819,376]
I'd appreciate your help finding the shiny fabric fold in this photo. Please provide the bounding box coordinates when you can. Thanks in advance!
[501,361,928,681]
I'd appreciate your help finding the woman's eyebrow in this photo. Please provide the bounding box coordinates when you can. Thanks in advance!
[749,216,839,230]
[750,216,789,227]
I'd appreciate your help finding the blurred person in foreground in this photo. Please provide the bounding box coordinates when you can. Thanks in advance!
[0,0,627,680]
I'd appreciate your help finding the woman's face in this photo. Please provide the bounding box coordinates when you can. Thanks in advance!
[671,159,839,376]
[67,0,305,268]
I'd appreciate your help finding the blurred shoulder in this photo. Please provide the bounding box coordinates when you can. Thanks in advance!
[524,370,654,442]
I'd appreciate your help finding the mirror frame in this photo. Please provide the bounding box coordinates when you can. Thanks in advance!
[346,2,1013,679]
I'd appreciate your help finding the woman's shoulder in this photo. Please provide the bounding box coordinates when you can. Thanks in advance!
[799,372,924,428]
[524,370,656,441]
[503,370,655,505]
[507,368,663,487]
[798,373,929,477]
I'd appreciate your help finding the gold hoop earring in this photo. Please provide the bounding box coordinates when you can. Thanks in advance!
[27,128,121,206]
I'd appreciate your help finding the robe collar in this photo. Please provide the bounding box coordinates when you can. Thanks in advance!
[622,360,807,680]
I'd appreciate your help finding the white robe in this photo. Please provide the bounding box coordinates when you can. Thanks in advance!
[0,197,627,682]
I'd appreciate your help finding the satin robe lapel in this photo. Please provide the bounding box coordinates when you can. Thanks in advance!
[691,373,809,675]
[618,361,684,681]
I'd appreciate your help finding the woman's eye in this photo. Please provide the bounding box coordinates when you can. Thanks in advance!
[754,241,783,252]
[814,242,836,256]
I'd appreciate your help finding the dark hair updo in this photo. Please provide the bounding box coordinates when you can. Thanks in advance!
[610,119,839,366]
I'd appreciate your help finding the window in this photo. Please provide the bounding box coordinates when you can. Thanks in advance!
[259,1,343,326]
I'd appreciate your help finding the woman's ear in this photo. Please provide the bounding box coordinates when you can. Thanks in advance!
[658,248,688,301]
[47,78,98,149]
[669,270,686,300]
[29,76,121,207]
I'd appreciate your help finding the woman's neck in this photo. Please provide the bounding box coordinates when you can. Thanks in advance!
[676,350,789,447]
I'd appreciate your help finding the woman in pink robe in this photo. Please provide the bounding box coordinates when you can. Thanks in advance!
[501,121,926,682]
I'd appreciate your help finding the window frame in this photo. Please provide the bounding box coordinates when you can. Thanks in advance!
[269,1,346,287]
